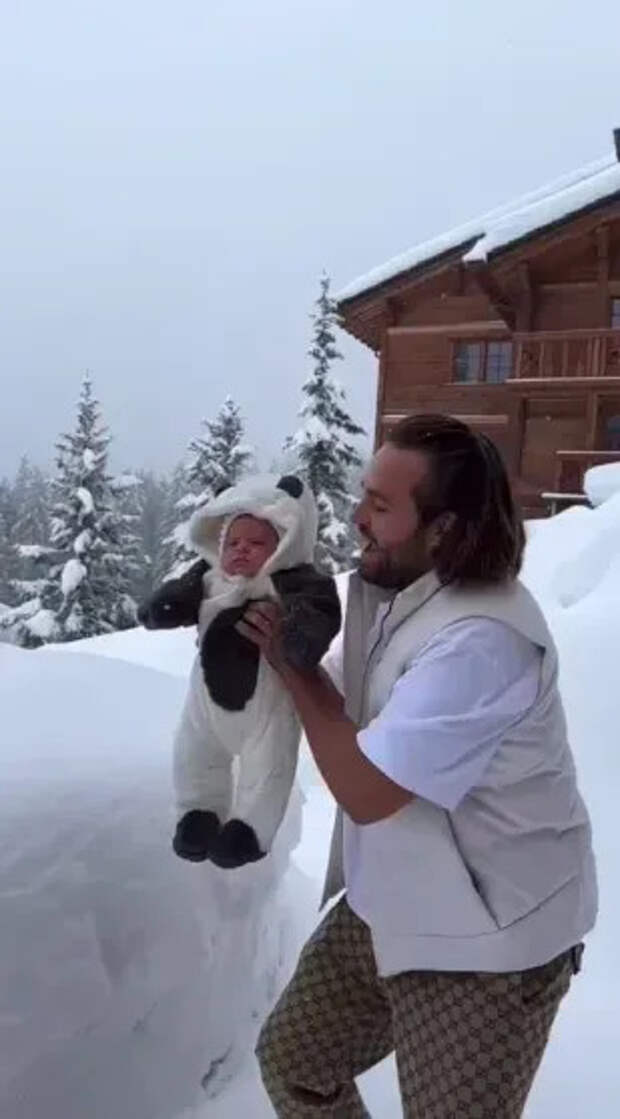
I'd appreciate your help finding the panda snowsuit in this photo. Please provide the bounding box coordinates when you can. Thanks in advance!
[138,474,341,869]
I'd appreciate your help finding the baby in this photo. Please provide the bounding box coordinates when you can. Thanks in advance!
[138,474,341,869]
[220,514,279,579]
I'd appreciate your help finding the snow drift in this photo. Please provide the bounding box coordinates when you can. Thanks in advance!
[584,461,620,508]
[0,644,310,1119]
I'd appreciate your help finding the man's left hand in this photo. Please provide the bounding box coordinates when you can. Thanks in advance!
[236,600,287,672]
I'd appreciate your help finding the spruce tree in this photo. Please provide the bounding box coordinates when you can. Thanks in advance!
[0,480,20,608]
[10,459,51,603]
[12,458,49,549]
[129,470,171,601]
[157,464,187,581]
[286,273,365,572]
[0,512,18,609]
[166,398,253,576]
[108,471,143,626]
[10,376,137,645]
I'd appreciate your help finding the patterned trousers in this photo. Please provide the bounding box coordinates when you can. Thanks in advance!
[256,896,577,1118]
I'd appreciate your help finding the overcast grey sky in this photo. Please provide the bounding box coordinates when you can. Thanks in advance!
[2,1,619,477]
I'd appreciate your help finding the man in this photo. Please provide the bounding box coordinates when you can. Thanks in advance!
[239,414,597,1118]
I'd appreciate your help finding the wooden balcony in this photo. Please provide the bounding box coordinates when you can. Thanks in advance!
[554,449,620,492]
[513,329,620,380]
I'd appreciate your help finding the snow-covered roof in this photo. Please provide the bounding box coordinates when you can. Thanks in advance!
[337,152,620,304]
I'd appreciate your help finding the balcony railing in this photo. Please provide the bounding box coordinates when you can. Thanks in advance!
[513,329,620,380]
[554,449,620,492]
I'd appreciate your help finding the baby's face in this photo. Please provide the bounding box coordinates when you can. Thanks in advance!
[221,515,279,577]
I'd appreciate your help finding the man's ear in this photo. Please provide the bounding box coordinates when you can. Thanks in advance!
[427,511,456,552]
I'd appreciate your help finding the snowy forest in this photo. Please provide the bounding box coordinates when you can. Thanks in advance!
[0,276,366,647]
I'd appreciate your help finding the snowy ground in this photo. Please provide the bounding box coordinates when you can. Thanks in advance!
[2,493,620,1117]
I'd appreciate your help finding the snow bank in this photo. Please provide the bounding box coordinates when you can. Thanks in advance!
[0,643,309,1119]
[584,461,620,508]
[517,496,620,1117]
[48,622,197,678]
[523,491,620,610]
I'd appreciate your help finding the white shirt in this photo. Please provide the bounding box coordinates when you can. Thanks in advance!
[357,617,542,813]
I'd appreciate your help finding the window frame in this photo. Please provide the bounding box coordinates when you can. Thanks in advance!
[451,338,514,385]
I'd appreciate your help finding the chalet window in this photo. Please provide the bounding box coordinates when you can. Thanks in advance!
[453,340,513,384]
[612,299,620,329]
[454,342,484,382]
[486,341,514,383]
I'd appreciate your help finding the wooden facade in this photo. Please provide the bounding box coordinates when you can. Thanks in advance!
[338,142,620,516]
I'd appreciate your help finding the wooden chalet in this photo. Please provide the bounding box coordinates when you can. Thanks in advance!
[336,131,620,516]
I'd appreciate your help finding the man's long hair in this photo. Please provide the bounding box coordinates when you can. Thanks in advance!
[387,414,525,584]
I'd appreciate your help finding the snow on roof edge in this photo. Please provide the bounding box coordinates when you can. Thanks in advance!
[336,152,618,305]
[463,161,620,263]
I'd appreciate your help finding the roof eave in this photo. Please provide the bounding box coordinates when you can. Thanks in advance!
[338,185,620,334]
[481,186,620,265]
[337,239,477,315]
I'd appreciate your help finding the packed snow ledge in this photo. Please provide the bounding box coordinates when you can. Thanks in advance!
[2,465,620,1117]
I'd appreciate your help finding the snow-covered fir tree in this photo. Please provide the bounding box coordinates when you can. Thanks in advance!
[0,512,18,610]
[11,458,49,549]
[5,377,137,645]
[0,480,20,608]
[128,470,172,602]
[9,458,51,604]
[286,273,365,573]
[166,398,253,576]
[156,464,187,581]
[109,470,144,611]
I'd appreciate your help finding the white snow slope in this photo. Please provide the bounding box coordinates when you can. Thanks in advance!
[0,643,311,1119]
[2,489,620,1117]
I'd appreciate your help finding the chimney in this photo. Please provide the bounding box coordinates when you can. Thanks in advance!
[614,127,620,162]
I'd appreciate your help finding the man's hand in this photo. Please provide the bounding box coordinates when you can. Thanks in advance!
[236,600,287,673]
[237,600,412,825]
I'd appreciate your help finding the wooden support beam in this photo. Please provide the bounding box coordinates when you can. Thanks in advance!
[466,261,516,330]
[516,262,534,331]
[586,392,600,449]
[596,224,610,324]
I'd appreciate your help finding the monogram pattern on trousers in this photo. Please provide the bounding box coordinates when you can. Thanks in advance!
[256,897,574,1118]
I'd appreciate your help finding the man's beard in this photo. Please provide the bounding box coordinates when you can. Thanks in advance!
[357,536,428,591]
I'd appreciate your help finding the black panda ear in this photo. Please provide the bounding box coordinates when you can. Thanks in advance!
[277,474,304,499]
[213,482,231,497]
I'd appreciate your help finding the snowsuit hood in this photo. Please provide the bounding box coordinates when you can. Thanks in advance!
[188,474,318,574]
